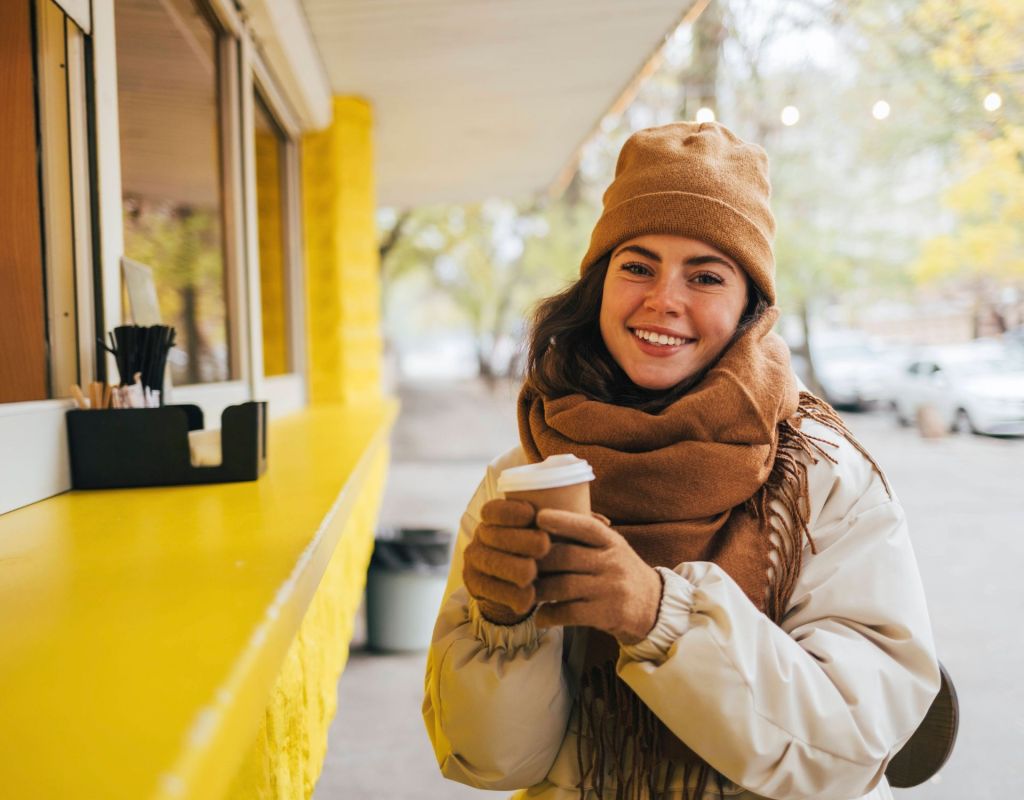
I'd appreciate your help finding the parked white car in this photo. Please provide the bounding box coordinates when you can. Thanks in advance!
[810,332,905,410]
[892,341,1024,436]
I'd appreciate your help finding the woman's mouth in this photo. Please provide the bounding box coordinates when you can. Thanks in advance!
[630,327,695,352]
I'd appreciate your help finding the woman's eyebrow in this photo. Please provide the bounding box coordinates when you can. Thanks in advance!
[686,255,736,273]
[612,244,662,262]
[612,245,736,272]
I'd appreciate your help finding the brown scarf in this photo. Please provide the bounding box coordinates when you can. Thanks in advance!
[517,310,885,799]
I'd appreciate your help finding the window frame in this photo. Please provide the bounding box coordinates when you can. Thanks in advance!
[246,41,309,418]
[115,0,246,398]
[36,0,96,399]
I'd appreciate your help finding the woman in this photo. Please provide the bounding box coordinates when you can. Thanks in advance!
[422,122,939,800]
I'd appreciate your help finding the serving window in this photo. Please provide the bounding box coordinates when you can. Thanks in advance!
[115,0,233,386]
[1,0,310,514]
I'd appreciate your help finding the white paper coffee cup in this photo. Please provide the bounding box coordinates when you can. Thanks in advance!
[497,454,595,514]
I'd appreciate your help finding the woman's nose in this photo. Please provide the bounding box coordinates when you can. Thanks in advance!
[644,277,685,315]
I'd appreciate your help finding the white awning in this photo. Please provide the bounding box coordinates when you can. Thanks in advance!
[251,0,700,207]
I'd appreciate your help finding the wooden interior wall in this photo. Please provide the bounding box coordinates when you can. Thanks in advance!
[0,0,49,403]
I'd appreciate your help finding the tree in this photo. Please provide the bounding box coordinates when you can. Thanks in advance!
[123,199,226,384]
[909,0,1024,329]
[379,199,591,386]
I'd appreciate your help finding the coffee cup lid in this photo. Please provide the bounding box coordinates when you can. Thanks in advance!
[497,454,595,493]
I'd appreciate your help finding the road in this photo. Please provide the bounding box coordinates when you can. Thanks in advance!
[314,378,1024,800]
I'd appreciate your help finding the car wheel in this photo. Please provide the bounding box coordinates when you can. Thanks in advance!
[952,408,977,435]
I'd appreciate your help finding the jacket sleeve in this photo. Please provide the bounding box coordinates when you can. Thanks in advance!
[422,454,573,791]
[616,428,941,800]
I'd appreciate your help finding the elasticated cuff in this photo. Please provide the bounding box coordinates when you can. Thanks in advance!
[619,566,694,664]
[468,596,543,656]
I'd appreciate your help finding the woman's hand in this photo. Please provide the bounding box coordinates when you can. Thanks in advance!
[534,509,663,645]
[463,498,551,625]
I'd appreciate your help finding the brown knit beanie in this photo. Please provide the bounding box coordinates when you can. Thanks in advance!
[579,121,777,304]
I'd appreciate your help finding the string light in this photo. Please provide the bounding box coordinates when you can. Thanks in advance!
[872,100,891,120]
[695,107,716,123]
[781,106,800,126]
[984,92,1002,111]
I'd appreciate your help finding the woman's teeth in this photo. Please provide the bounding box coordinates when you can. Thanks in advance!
[632,328,690,347]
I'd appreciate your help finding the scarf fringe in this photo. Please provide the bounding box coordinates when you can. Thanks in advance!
[574,392,890,799]
[747,392,892,621]
[576,662,711,800]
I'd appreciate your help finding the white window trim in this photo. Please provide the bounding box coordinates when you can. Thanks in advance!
[0,400,73,515]
[236,0,332,131]
[246,39,310,415]
[239,36,264,400]
[262,374,306,420]
[95,0,125,377]
[51,0,89,33]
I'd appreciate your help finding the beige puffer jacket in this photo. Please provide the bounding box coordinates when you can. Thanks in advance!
[422,419,940,800]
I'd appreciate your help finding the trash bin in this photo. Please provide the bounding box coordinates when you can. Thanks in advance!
[365,527,452,652]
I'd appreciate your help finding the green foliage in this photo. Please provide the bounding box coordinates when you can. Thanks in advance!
[908,0,1024,282]
[381,0,1024,377]
[122,198,226,382]
[380,198,594,377]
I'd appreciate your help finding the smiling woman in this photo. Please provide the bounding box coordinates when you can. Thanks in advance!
[423,122,941,800]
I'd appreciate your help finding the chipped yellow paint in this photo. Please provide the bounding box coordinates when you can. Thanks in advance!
[0,402,397,800]
[302,96,383,405]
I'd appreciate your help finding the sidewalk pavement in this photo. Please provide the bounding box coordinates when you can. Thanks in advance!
[314,379,518,800]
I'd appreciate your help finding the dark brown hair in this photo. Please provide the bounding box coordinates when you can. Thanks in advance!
[524,255,771,414]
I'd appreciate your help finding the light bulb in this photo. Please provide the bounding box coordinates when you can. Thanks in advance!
[695,107,716,123]
[872,100,891,120]
[781,106,800,126]
[984,92,1002,111]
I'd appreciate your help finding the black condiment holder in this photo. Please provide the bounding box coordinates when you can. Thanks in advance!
[66,401,267,489]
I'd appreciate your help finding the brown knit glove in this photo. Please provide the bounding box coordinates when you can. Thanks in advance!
[534,509,663,645]
[463,498,552,625]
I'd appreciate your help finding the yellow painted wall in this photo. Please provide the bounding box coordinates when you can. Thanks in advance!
[224,97,389,798]
[301,96,383,404]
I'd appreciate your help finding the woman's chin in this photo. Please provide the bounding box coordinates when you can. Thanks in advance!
[625,367,693,392]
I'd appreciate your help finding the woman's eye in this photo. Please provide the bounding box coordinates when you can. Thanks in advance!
[622,262,652,276]
[693,272,724,286]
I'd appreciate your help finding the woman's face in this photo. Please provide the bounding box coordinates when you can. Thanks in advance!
[598,234,749,391]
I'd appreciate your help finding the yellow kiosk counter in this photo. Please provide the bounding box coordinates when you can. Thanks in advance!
[0,401,398,800]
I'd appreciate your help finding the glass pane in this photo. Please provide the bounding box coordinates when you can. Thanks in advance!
[254,92,290,377]
[116,0,229,385]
